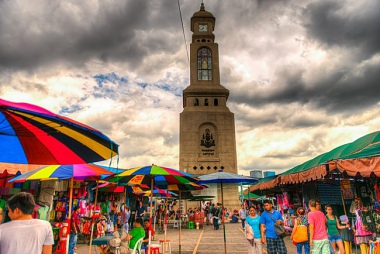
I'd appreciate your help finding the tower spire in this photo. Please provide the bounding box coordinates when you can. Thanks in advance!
[200,2,205,11]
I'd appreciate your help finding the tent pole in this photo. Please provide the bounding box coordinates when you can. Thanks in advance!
[179,190,182,254]
[338,171,348,215]
[163,189,169,254]
[66,177,74,254]
[88,180,99,254]
[221,181,227,254]
[148,177,154,254]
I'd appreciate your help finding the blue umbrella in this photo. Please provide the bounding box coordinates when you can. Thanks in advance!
[197,171,258,254]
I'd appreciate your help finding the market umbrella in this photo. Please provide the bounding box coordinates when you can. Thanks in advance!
[197,171,258,254]
[9,164,115,182]
[9,163,116,254]
[106,165,199,254]
[0,98,119,165]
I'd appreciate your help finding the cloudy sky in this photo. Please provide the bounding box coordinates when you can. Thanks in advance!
[1,0,379,176]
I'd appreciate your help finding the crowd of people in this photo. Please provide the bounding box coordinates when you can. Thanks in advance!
[0,193,372,254]
[124,198,357,254]
[243,199,356,254]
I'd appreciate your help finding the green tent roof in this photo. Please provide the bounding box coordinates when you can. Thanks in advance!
[250,175,277,187]
[243,193,263,199]
[281,131,380,176]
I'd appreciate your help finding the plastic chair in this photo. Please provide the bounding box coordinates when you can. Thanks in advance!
[130,237,144,254]
[159,239,172,254]
[173,220,179,229]
[188,221,195,229]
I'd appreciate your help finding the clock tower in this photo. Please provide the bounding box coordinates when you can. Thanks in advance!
[180,3,240,208]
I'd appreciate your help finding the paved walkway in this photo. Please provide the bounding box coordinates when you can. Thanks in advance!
[75,222,297,254]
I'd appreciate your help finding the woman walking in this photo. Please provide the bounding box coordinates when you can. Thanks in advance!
[246,205,263,254]
[291,207,310,254]
[212,203,221,230]
[325,205,346,254]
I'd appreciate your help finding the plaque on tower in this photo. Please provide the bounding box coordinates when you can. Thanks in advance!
[198,125,219,161]
[200,129,215,148]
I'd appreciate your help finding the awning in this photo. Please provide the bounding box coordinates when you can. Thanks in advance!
[280,131,380,184]
[250,175,278,191]
[336,157,380,177]
[247,131,380,192]
[242,193,263,200]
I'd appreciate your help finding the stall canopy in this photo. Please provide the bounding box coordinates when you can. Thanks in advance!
[250,175,279,192]
[251,131,380,191]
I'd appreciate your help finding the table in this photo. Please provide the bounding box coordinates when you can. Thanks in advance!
[88,236,113,254]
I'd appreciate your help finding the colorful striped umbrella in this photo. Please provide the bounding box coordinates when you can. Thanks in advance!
[0,98,118,165]
[106,164,199,254]
[107,165,197,186]
[8,164,116,182]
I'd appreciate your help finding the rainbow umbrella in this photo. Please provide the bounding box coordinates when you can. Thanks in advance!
[106,165,199,254]
[0,98,118,165]
[9,164,115,182]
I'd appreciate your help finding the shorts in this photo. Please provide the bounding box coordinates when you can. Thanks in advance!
[328,234,342,243]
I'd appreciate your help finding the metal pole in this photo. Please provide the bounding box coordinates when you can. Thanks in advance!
[88,180,99,254]
[179,190,182,254]
[66,177,74,254]
[221,181,227,254]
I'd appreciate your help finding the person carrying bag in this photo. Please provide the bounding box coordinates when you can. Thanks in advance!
[267,212,290,238]
[291,207,310,254]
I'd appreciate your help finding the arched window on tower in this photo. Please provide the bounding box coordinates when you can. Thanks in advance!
[197,47,212,81]
[214,98,218,106]
[194,98,199,106]
[204,98,209,106]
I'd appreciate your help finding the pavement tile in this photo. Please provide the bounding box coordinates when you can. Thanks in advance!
[75,222,298,254]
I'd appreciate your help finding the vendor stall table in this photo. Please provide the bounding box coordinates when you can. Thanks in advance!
[88,236,113,254]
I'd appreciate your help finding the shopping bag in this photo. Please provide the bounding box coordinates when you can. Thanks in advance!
[293,224,308,243]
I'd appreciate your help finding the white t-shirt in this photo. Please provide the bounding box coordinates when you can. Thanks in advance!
[239,208,247,219]
[0,219,54,254]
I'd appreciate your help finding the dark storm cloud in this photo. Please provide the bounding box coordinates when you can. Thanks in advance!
[228,0,380,116]
[304,0,380,60]
[231,56,380,114]
[0,1,182,71]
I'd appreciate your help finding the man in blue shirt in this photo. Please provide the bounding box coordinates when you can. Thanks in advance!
[259,200,287,254]
[135,201,147,220]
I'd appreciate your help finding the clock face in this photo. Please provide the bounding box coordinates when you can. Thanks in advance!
[198,24,208,32]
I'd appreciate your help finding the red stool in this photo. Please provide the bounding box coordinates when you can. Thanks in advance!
[148,244,160,254]
[54,240,67,254]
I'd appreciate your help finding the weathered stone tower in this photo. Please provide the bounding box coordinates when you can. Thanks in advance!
[179,3,240,209]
